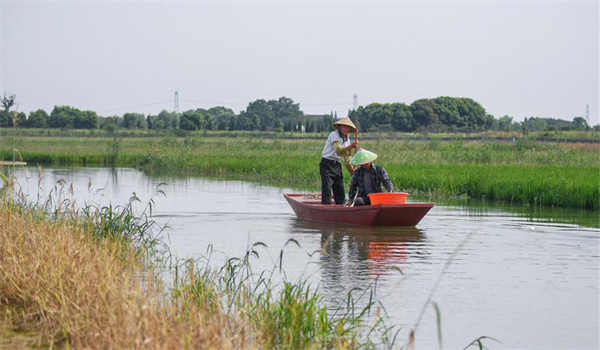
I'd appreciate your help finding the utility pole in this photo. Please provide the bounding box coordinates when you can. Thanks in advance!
[174,90,179,113]
[353,93,358,111]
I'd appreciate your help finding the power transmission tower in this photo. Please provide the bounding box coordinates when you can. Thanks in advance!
[586,104,589,123]
[174,90,179,113]
[353,93,358,110]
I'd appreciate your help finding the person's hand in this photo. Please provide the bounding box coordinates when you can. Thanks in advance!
[350,167,355,175]
[351,140,359,149]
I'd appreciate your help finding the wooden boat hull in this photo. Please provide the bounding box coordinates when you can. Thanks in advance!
[284,193,434,227]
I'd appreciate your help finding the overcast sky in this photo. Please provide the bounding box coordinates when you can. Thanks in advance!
[1,0,598,123]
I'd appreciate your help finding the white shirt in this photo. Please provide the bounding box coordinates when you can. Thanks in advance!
[321,130,351,161]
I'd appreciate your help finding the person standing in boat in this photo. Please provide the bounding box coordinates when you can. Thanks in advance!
[320,117,359,205]
[347,149,393,206]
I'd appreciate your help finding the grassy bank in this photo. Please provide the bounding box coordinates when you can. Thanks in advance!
[1,135,598,209]
[0,180,396,349]
[1,127,598,142]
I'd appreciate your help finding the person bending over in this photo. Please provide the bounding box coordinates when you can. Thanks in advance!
[347,149,393,206]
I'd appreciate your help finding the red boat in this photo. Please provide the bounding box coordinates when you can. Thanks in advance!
[284,193,434,227]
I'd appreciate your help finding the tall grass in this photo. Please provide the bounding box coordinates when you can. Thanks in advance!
[0,135,597,209]
[0,174,396,349]
[138,137,599,210]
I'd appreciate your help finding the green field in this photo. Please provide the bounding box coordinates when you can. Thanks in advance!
[1,127,599,142]
[1,134,598,210]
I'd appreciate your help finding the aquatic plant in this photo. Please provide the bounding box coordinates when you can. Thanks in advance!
[0,176,398,349]
[0,135,597,209]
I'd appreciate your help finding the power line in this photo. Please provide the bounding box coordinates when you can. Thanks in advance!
[98,100,172,114]
[302,102,351,107]
[179,99,248,106]
[179,99,351,107]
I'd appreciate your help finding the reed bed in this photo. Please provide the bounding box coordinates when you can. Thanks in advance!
[0,135,597,209]
[138,137,599,210]
[0,178,392,349]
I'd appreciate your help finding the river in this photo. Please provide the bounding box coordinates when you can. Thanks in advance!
[7,166,599,349]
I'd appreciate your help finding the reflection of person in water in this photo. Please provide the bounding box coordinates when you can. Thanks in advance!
[320,233,410,278]
[287,219,425,305]
[366,240,408,276]
[289,219,423,277]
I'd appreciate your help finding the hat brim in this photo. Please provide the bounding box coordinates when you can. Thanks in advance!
[333,124,356,131]
[349,149,378,166]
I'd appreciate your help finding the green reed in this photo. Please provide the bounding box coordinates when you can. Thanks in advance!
[386,163,598,209]
[137,137,598,209]
[1,173,399,349]
[171,240,398,349]
[1,135,597,209]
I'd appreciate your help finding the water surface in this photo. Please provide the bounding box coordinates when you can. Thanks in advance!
[8,166,599,349]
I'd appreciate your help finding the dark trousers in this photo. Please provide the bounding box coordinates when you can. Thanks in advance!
[353,196,372,206]
[320,158,345,204]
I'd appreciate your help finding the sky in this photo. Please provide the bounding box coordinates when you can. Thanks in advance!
[1,0,598,123]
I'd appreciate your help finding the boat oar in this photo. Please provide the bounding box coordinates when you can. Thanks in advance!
[354,125,359,155]
[349,187,360,207]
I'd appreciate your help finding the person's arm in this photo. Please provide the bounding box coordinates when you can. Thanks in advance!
[333,140,358,174]
[332,140,352,157]
[381,167,394,192]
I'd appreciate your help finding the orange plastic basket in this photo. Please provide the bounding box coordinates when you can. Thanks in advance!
[368,192,409,205]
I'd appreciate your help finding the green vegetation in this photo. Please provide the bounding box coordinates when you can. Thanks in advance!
[2,92,597,134]
[1,126,598,143]
[1,135,597,210]
[0,176,398,349]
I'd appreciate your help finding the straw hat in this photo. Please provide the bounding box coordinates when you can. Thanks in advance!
[333,117,357,131]
[350,148,378,166]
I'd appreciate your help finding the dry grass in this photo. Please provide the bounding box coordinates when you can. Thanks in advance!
[0,175,373,349]
[0,203,241,349]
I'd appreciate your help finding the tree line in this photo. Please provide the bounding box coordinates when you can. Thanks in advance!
[0,93,594,133]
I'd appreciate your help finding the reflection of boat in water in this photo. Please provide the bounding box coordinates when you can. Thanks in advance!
[284,193,434,227]
[289,219,426,276]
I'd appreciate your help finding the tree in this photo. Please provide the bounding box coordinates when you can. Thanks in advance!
[154,120,166,129]
[100,116,122,131]
[0,111,11,127]
[180,109,211,130]
[235,111,255,131]
[522,117,548,132]
[73,110,99,129]
[228,115,237,131]
[245,99,273,130]
[47,106,98,129]
[269,97,303,120]
[411,99,439,130]
[207,106,236,130]
[390,103,413,131]
[156,110,179,129]
[455,98,487,131]
[238,97,304,131]
[322,114,335,132]
[498,115,513,132]
[4,112,26,128]
[432,97,461,127]
[1,93,16,112]
[27,109,49,128]
[48,106,78,128]
[572,117,590,130]
[123,113,147,129]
